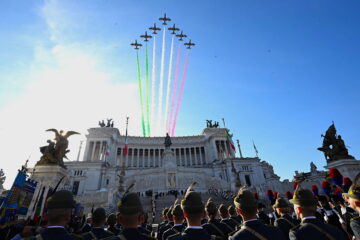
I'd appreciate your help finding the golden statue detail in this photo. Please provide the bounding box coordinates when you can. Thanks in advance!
[36,129,79,168]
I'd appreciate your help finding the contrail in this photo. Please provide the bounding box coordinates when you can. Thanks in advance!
[157,27,166,135]
[171,51,190,136]
[164,35,175,133]
[145,43,150,136]
[150,35,156,137]
[136,52,146,136]
[168,44,182,134]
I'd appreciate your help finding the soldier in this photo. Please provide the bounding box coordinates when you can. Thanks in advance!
[117,192,155,240]
[289,186,348,240]
[257,203,271,225]
[157,208,170,238]
[228,205,242,227]
[218,204,236,231]
[82,207,117,240]
[171,183,211,240]
[202,199,231,239]
[163,204,185,240]
[343,173,360,239]
[82,216,92,233]
[158,207,174,239]
[229,188,285,240]
[273,197,299,240]
[18,190,79,240]
[107,213,120,235]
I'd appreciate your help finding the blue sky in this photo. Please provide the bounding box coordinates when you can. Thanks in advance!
[1,0,359,188]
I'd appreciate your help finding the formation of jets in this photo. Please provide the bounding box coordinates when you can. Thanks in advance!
[131,14,195,50]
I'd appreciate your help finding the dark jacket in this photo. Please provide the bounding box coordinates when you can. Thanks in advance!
[274,214,300,240]
[229,219,285,240]
[171,228,211,240]
[289,218,348,240]
[119,228,155,240]
[202,219,231,239]
[30,227,80,240]
[350,216,360,239]
[162,224,185,240]
[82,227,117,240]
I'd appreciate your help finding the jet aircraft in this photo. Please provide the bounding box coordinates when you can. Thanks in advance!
[168,24,180,34]
[176,31,187,41]
[184,40,195,49]
[149,23,161,34]
[159,13,171,25]
[140,31,152,42]
[130,40,142,50]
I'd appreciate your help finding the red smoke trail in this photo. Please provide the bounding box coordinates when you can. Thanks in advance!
[167,44,182,134]
[171,51,190,136]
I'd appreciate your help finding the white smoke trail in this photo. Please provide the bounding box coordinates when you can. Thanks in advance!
[157,27,166,135]
[164,35,175,133]
[150,35,156,136]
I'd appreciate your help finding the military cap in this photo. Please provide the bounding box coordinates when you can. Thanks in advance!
[273,197,289,208]
[234,188,257,209]
[167,206,173,219]
[47,190,76,209]
[172,204,184,217]
[118,192,144,215]
[181,182,204,213]
[92,207,106,223]
[107,213,116,226]
[228,205,236,215]
[205,198,217,215]
[289,186,318,206]
[343,173,360,201]
[218,204,228,215]
[162,208,169,216]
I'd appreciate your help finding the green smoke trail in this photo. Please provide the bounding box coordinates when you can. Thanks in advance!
[137,52,146,137]
[145,44,151,136]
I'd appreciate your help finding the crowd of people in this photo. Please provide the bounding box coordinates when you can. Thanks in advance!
[0,173,360,240]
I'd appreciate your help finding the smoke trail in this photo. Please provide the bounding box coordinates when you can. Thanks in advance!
[157,27,166,135]
[168,44,182,134]
[150,35,156,137]
[145,43,150,136]
[164,35,175,133]
[136,52,146,137]
[171,51,190,136]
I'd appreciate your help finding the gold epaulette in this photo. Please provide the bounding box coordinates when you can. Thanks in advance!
[71,233,84,239]
[351,215,360,221]
[228,229,239,236]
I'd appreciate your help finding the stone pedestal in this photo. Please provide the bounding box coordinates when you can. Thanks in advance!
[324,159,360,179]
[162,149,178,189]
[30,165,69,187]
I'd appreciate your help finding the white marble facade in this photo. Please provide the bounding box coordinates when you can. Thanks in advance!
[65,127,292,210]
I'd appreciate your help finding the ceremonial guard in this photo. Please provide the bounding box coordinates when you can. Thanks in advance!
[107,214,120,235]
[343,173,360,239]
[117,191,155,240]
[82,217,93,233]
[157,207,174,239]
[82,207,117,240]
[229,188,285,240]
[202,199,231,239]
[273,197,299,240]
[228,205,242,227]
[289,186,348,240]
[156,208,170,238]
[21,190,80,240]
[171,183,211,240]
[218,204,236,231]
[162,203,185,240]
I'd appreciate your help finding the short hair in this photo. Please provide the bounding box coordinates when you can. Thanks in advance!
[120,212,141,226]
[277,207,290,214]
[299,205,317,215]
[239,205,257,215]
[47,208,72,224]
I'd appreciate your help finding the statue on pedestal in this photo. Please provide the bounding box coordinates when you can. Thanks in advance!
[317,123,354,163]
[164,133,172,149]
[0,169,5,190]
[36,129,80,168]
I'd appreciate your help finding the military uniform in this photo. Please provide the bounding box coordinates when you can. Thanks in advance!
[116,192,154,240]
[273,198,300,240]
[162,224,185,240]
[171,228,211,240]
[218,204,236,231]
[289,188,348,240]
[229,188,285,240]
[343,173,360,239]
[82,227,118,240]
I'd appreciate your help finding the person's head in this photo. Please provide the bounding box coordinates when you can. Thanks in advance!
[317,195,329,208]
[257,203,266,212]
[46,190,76,226]
[205,199,217,219]
[273,198,290,216]
[162,208,169,221]
[86,217,92,224]
[92,208,106,227]
[171,204,184,224]
[166,206,173,222]
[181,189,205,225]
[117,192,145,228]
[343,173,360,212]
[234,189,258,220]
[218,204,229,219]
[290,188,318,219]
[107,213,116,227]
[228,205,237,217]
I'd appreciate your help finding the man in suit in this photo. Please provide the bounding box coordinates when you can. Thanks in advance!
[229,188,285,240]
[289,186,348,240]
[273,197,299,240]
[343,173,360,239]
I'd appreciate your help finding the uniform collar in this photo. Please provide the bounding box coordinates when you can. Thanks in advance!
[186,226,203,229]
[243,218,258,224]
[47,226,65,229]
[301,216,316,221]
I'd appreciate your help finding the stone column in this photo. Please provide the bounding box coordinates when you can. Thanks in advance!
[131,148,134,167]
[199,147,204,164]
[189,148,193,165]
[194,147,199,165]
[158,148,161,167]
[90,141,96,161]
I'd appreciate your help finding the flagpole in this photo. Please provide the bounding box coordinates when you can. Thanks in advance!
[221,118,226,128]
[237,139,243,158]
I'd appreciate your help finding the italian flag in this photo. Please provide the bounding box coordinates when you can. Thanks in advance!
[226,129,236,152]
